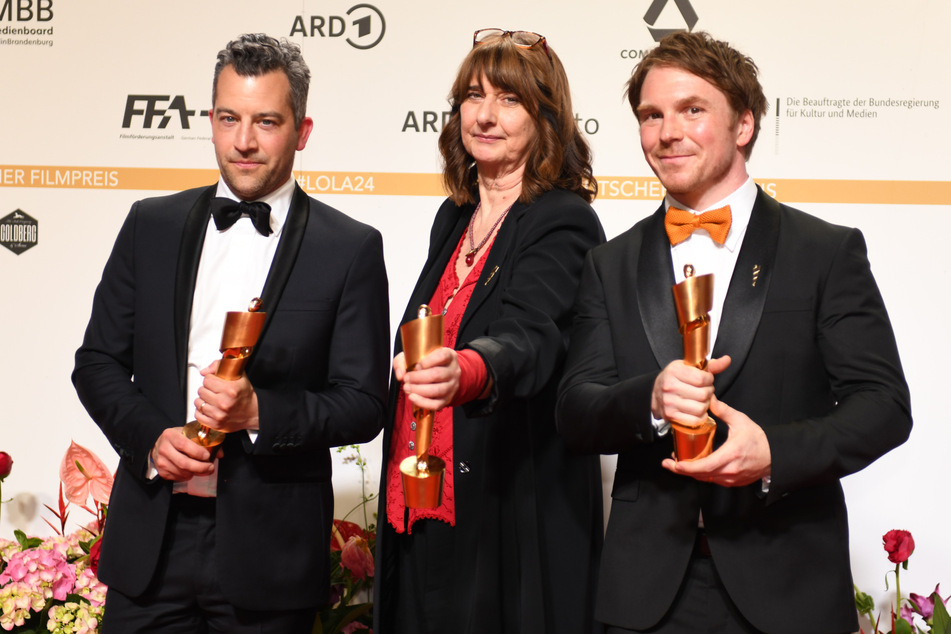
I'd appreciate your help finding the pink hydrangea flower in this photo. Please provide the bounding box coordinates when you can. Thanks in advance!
[0,545,75,605]
[1,582,36,630]
[47,600,103,634]
[73,564,107,607]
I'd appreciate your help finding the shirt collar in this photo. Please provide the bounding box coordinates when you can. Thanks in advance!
[214,176,295,237]
[664,177,757,252]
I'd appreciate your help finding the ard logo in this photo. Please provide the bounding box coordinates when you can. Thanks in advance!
[1,209,38,255]
[290,3,386,50]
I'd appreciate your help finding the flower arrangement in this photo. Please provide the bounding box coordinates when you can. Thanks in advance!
[0,442,111,633]
[855,529,950,634]
[4,441,379,633]
[315,444,376,634]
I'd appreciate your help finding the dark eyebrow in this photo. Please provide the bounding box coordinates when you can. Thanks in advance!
[214,107,286,121]
[636,94,713,118]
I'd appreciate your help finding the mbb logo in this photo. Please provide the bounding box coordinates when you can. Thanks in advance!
[0,0,53,21]
[290,3,386,50]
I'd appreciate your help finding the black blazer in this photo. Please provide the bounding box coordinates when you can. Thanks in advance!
[557,188,911,633]
[375,189,606,633]
[73,183,390,610]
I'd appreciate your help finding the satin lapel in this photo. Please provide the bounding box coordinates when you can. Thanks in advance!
[711,188,780,391]
[457,201,526,337]
[395,204,471,354]
[254,184,309,346]
[636,206,682,367]
[174,186,216,393]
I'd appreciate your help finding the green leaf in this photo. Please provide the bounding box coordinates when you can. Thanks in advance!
[14,529,42,549]
[932,591,951,634]
[855,587,876,614]
[894,616,914,634]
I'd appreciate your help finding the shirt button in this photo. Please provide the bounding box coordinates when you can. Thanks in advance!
[410,421,416,431]
[458,461,470,474]
[408,440,415,450]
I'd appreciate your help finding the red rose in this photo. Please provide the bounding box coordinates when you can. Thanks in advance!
[883,529,915,564]
[0,452,12,480]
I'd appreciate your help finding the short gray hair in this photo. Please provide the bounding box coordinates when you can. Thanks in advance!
[212,33,311,129]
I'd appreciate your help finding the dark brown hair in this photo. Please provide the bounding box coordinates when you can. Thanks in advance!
[438,35,596,205]
[625,31,767,159]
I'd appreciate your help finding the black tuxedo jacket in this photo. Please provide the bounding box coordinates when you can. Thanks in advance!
[557,188,911,633]
[73,184,389,610]
[375,189,605,633]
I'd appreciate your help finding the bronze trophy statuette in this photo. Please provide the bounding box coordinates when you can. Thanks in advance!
[399,305,446,509]
[670,266,717,461]
[182,297,266,449]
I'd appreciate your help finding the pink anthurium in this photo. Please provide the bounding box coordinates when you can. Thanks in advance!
[340,535,374,580]
[60,441,113,506]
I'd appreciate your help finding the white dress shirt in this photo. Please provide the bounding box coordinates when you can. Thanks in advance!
[653,177,757,436]
[175,176,295,496]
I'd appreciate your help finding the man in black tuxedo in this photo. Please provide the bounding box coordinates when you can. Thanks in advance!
[73,34,389,632]
[557,31,911,634]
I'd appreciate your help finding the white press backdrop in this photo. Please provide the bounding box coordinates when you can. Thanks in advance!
[2,0,949,624]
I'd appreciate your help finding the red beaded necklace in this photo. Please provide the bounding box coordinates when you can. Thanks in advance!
[464,201,513,266]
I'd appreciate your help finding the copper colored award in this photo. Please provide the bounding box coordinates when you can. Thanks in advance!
[670,266,717,461]
[398,305,446,508]
[182,298,266,449]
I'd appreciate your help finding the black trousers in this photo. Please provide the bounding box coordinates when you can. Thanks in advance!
[102,495,317,634]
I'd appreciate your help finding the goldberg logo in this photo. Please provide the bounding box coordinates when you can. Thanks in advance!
[1,210,38,255]
[289,3,386,50]
[121,95,208,130]
[643,0,697,41]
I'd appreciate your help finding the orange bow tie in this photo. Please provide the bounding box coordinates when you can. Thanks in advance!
[664,205,732,245]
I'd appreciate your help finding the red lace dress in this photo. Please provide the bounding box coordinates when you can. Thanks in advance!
[385,230,494,534]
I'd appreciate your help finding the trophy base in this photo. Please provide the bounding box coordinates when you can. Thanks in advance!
[400,455,445,509]
[671,417,716,461]
[182,421,226,449]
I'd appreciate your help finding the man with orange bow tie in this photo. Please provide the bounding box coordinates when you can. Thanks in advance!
[557,31,911,634]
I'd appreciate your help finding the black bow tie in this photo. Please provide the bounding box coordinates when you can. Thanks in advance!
[210,198,273,236]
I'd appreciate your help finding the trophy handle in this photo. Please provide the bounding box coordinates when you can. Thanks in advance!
[183,298,266,449]
[669,271,717,461]
[398,305,447,508]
